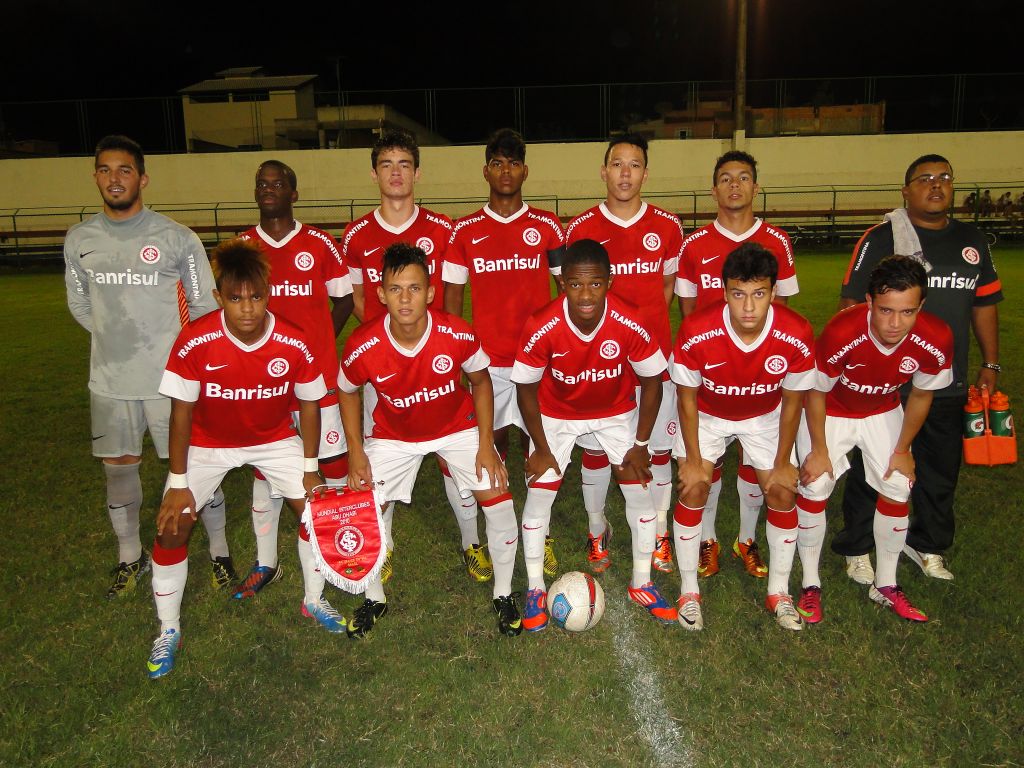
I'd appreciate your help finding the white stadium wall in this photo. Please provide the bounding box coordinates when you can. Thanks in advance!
[1,131,1022,216]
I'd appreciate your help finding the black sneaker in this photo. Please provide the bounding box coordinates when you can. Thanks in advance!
[210,555,238,590]
[493,593,523,637]
[106,549,151,600]
[347,598,388,638]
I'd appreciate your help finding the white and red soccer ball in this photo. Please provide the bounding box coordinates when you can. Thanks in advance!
[548,571,605,632]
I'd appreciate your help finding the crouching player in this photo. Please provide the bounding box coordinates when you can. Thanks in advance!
[671,243,816,631]
[512,239,676,631]
[339,243,522,638]
[147,240,335,679]
[796,255,952,623]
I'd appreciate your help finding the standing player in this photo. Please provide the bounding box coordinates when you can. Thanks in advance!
[671,243,815,631]
[512,239,676,631]
[797,255,953,623]
[443,128,564,578]
[675,151,800,582]
[835,155,1002,583]
[234,160,354,599]
[64,135,232,599]
[565,134,683,576]
[339,244,522,638]
[147,240,331,679]
[341,129,482,580]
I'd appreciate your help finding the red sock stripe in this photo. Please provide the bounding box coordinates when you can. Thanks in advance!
[617,479,646,487]
[582,451,610,470]
[651,452,671,466]
[797,495,828,514]
[876,497,909,517]
[711,465,723,483]
[673,502,703,527]
[529,479,563,491]
[766,506,798,528]
[253,468,267,481]
[152,541,187,566]
[737,462,758,483]
[319,453,349,480]
[479,492,513,508]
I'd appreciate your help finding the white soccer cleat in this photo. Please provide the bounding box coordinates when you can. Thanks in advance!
[845,554,875,585]
[765,593,804,631]
[676,593,704,631]
[903,545,954,581]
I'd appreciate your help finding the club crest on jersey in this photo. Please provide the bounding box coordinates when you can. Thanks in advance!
[326,430,341,446]
[899,357,919,374]
[139,245,161,264]
[961,247,980,265]
[666,421,677,436]
[642,233,661,252]
[267,357,290,377]
[432,354,454,374]
[523,227,542,246]
[416,237,435,255]
[294,251,315,271]
[334,525,365,556]
[599,340,620,360]
[764,355,788,375]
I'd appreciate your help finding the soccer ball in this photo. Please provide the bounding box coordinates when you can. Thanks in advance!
[548,571,605,632]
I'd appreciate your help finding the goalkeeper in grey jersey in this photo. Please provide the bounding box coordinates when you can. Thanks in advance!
[64,135,234,598]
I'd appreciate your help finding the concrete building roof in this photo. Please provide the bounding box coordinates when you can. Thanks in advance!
[180,74,317,94]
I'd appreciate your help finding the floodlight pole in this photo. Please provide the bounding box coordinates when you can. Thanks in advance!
[734,0,747,149]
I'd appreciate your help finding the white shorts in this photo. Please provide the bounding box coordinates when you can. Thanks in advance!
[90,393,170,459]
[536,411,637,483]
[796,407,912,502]
[576,381,674,453]
[292,401,347,459]
[490,366,524,432]
[361,428,502,505]
[172,437,307,509]
[673,405,794,471]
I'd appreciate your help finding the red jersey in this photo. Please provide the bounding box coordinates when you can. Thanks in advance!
[342,206,452,322]
[566,202,683,355]
[670,302,816,421]
[511,294,666,421]
[159,311,327,449]
[240,222,351,386]
[443,203,564,366]
[676,219,799,312]
[338,311,489,442]
[815,306,953,418]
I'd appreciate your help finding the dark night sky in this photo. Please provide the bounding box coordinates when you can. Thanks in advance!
[3,1,1022,101]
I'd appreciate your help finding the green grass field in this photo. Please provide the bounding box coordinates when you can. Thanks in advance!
[1,250,1021,768]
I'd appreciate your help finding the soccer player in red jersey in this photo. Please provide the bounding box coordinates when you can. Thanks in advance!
[341,130,481,582]
[675,151,800,582]
[235,160,354,599]
[565,135,684,576]
[146,240,333,679]
[796,255,953,624]
[338,244,522,638]
[671,243,815,631]
[443,128,565,578]
[512,239,676,631]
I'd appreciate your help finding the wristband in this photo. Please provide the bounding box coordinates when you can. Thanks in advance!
[633,439,650,448]
[892,449,910,455]
[982,362,1002,373]
[167,472,188,489]
[304,457,320,473]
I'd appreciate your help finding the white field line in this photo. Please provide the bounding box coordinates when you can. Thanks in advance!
[606,596,694,767]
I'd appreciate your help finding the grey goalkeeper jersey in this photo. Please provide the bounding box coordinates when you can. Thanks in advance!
[65,207,218,399]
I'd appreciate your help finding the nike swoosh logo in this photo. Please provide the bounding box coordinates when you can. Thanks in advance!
[375,373,397,383]
[783,537,796,544]
[155,591,177,597]
[797,524,819,530]
[147,661,163,672]
[108,504,128,510]
[205,363,228,371]
[680,613,697,626]
[504,538,518,545]
[845,363,866,369]
[746,493,761,498]
[599,239,611,245]
[679,534,698,541]
[893,526,909,533]
[656,482,671,487]
[79,250,95,259]
[471,236,489,245]
[523,524,543,530]
[552,351,570,358]
[705,362,727,369]
[701,255,720,264]
[363,247,381,257]
[639,516,656,524]
[92,434,106,441]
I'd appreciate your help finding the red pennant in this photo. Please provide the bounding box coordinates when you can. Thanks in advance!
[302,487,384,593]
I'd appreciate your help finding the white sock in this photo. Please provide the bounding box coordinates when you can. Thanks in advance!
[673,503,703,595]
[382,502,395,551]
[252,478,283,568]
[621,481,656,587]
[581,452,611,523]
[365,578,386,603]
[104,462,143,564]
[297,534,326,605]
[873,500,909,588]
[736,476,763,544]
[443,470,480,549]
[200,486,229,560]
[522,486,557,591]
[481,495,518,598]
[765,507,797,596]
[649,454,673,537]
[796,496,827,588]
[152,546,187,633]
[702,472,723,542]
